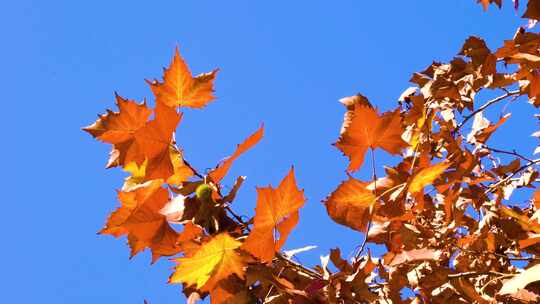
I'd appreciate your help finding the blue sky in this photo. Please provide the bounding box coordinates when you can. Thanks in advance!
[5,1,536,303]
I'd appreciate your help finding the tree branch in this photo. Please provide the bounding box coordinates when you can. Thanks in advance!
[455,90,520,134]
[483,145,534,163]
[447,271,510,279]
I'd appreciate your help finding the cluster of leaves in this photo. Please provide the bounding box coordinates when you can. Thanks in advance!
[479,0,540,23]
[85,1,540,303]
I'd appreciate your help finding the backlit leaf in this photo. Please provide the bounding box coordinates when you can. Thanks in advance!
[85,98,181,180]
[99,180,181,262]
[324,178,376,232]
[208,125,264,183]
[408,162,450,194]
[148,47,218,109]
[241,167,306,263]
[335,98,408,172]
[169,233,245,291]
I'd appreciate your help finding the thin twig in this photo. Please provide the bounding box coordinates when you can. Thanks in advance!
[224,205,251,232]
[447,271,510,279]
[455,244,540,261]
[455,90,520,134]
[483,145,534,163]
[264,266,286,301]
[275,253,322,280]
[484,158,540,195]
[480,273,515,294]
[177,154,204,179]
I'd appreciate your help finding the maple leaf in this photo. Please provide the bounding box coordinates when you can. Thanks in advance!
[84,96,182,180]
[383,248,442,267]
[83,93,152,143]
[85,8,540,302]
[324,177,376,232]
[334,97,408,172]
[501,206,540,233]
[209,276,251,304]
[408,162,450,194]
[523,0,540,21]
[208,125,264,184]
[122,147,193,190]
[241,167,306,263]
[499,264,540,296]
[467,112,511,145]
[169,233,245,291]
[147,47,218,109]
[99,180,182,262]
[519,233,540,249]
[176,222,204,258]
[478,0,502,11]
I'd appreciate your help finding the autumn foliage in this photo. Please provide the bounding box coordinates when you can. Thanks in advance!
[85,1,540,303]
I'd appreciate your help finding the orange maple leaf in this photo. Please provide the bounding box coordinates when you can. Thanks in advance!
[241,167,306,263]
[334,96,408,172]
[84,97,181,180]
[123,147,194,190]
[208,125,264,184]
[324,177,376,232]
[169,233,245,292]
[83,94,152,144]
[148,47,218,109]
[99,180,181,262]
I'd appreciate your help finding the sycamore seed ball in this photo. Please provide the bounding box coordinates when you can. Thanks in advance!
[196,183,213,201]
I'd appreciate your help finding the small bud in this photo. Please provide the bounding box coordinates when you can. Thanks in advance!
[196,183,213,201]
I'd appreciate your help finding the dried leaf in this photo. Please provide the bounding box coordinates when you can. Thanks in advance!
[499,264,540,295]
[384,248,442,267]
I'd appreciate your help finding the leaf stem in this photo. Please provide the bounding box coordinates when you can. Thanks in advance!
[355,148,377,260]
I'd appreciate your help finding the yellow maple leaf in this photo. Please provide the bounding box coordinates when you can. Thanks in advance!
[408,162,450,194]
[169,233,245,291]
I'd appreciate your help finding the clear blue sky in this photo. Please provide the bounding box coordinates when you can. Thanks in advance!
[5,1,535,303]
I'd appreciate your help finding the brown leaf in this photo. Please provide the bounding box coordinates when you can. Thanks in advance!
[499,264,540,295]
[384,248,442,267]
[519,233,540,249]
[524,0,540,21]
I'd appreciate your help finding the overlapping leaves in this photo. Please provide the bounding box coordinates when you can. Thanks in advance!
[85,4,540,302]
